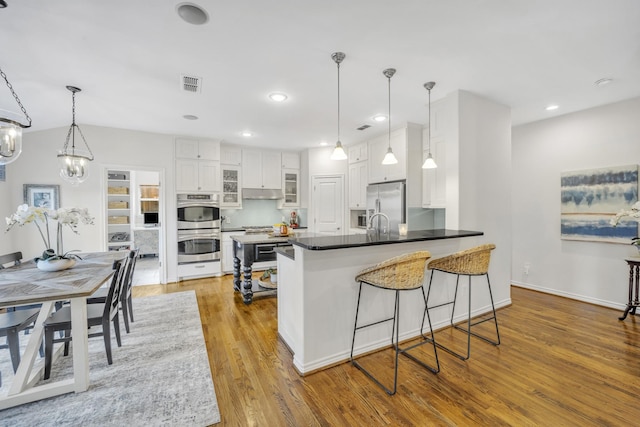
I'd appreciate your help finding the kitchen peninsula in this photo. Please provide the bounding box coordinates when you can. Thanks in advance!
[275,229,486,375]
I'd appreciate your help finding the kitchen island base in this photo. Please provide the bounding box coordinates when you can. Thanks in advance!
[276,230,512,376]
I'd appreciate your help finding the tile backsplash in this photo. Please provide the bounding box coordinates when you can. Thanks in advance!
[221,199,306,228]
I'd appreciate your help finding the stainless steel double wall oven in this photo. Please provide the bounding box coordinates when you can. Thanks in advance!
[177,194,220,264]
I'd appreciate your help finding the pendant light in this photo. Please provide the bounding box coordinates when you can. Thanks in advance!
[57,86,94,185]
[422,81,438,169]
[381,68,398,165]
[330,52,347,160]
[0,66,32,165]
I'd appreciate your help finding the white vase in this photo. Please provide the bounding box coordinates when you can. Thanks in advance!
[37,258,76,272]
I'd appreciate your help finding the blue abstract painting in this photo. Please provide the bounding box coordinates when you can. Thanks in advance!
[561,164,639,243]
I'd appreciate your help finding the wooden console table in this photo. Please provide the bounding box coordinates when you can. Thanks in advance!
[619,258,640,321]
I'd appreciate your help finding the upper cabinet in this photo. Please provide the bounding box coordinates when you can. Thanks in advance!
[242,149,282,189]
[281,152,300,169]
[422,99,447,208]
[348,142,368,164]
[175,138,220,193]
[367,123,423,207]
[175,138,220,161]
[348,161,367,209]
[220,144,242,165]
[221,165,242,208]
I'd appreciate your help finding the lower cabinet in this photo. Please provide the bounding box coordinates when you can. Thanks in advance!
[177,261,221,280]
[222,231,245,273]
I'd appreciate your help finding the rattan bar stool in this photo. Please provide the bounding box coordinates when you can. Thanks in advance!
[350,251,440,395]
[422,244,500,361]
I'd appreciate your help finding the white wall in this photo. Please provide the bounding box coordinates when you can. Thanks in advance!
[512,97,640,309]
[447,90,513,308]
[3,125,179,281]
[0,167,16,255]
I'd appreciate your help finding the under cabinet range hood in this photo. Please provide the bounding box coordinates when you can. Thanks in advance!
[242,188,284,200]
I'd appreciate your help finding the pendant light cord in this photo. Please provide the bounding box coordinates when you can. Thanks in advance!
[387,74,391,149]
[428,86,431,155]
[337,60,341,143]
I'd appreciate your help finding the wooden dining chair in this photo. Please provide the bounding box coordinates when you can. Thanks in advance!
[87,249,138,333]
[43,257,128,380]
[0,251,23,269]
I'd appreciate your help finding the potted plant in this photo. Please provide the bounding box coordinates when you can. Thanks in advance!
[260,268,277,284]
[610,201,640,253]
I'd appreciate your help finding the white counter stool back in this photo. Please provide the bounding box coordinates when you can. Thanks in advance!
[423,243,500,361]
[350,251,440,395]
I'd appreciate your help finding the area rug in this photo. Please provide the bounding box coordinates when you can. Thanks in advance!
[0,291,220,426]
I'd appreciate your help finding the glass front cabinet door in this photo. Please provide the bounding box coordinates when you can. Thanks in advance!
[282,169,299,207]
[221,166,242,208]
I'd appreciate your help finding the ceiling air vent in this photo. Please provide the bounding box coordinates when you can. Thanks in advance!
[357,124,371,131]
[181,74,202,93]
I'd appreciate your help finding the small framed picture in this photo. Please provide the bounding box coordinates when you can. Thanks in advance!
[23,184,60,210]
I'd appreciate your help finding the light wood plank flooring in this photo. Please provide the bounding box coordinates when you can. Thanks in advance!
[133,276,640,426]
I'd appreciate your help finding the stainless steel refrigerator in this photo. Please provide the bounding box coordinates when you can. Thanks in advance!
[366,181,406,233]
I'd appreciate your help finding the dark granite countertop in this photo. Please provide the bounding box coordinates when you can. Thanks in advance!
[290,229,483,251]
[275,246,295,260]
[221,226,308,233]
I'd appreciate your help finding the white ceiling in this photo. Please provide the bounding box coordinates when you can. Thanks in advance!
[1,1,639,152]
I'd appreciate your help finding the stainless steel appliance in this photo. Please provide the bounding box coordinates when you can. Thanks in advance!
[253,241,292,263]
[177,228,221,263]
[177,194,221,265]
[177,193,220,230]
[366,181,406,233]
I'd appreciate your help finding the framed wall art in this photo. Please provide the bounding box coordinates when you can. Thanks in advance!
[23,184,60,210]
[560,164,638,243]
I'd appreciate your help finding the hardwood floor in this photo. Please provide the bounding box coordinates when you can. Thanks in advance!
[133,277,640,426]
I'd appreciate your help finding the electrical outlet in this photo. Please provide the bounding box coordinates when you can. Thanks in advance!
[524,262,531,275]
[225,216,231,224]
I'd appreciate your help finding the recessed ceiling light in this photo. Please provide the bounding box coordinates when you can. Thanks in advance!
[594,78,613,87]
[373,115,387,122]
[320,141,328,146]
[241,131,252,137]
[545,105,559,111]
[183,114,199,120]
[176,3,209,25]
[269,92,288,102]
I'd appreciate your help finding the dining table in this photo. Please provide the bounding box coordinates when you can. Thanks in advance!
[0,252,123,409]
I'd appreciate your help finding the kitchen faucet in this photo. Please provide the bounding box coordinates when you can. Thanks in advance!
[368,212,390,234]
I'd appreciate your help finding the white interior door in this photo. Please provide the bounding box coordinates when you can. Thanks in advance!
[312,175,344,235]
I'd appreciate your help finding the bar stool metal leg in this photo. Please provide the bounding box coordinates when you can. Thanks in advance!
[351,282,440,396]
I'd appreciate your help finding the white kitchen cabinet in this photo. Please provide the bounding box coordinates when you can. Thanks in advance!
[348,161,367,209]
[176,159,220,193]
[221,165,242,208]
[175,138,220,161]
[221,144,242,165]
[368,129,407,183]
[106,169,133,252]
[347,142,368,164]
[281,169,300,207]
[281,152,300,169]
[422,132,447,208]
[221,231,244,273]
[242,149,282,189]
[366,122,423,208]
[175,138,221,193]
[422,98,448,208]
